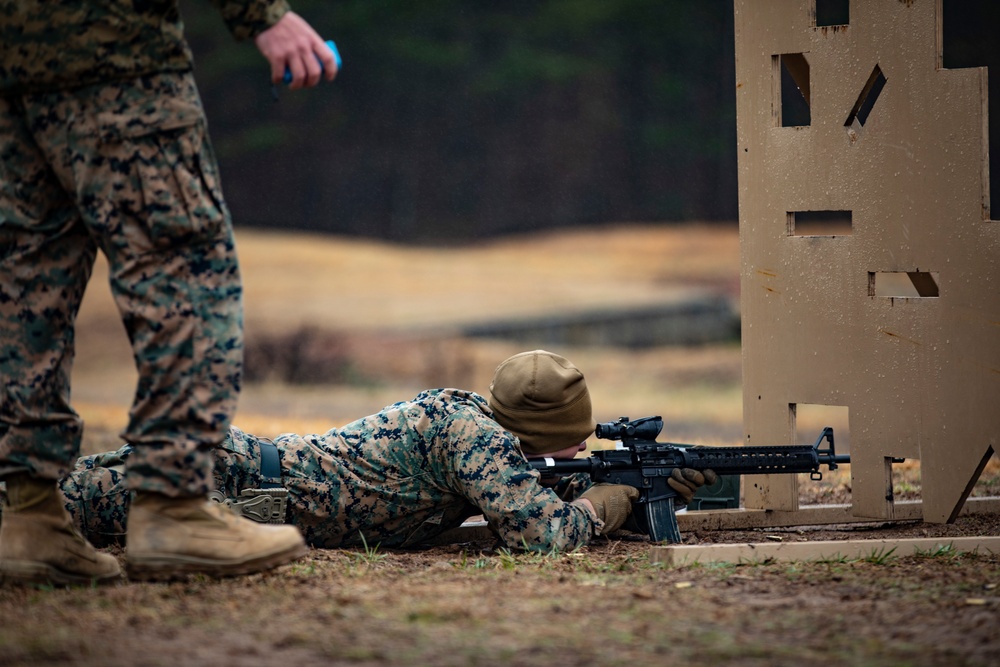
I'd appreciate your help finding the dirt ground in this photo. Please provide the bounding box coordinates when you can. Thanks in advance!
[2,501,998,666]
[4,405,998,667]
[4,224,999,666]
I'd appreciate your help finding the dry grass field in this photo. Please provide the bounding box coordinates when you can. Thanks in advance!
[5,223,1000,666]
[71,222,744,450]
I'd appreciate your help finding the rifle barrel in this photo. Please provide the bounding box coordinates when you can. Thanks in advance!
[528,458,592,474]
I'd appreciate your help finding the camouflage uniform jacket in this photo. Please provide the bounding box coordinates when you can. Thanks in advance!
[50,389,602,552]
[259,389,601,550]
[0,0,291,93]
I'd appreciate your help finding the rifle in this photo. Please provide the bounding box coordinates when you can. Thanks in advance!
[528,416,849,543]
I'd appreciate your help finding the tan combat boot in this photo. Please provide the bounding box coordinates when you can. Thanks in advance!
[126,493,307,581]
[0,473,122,586]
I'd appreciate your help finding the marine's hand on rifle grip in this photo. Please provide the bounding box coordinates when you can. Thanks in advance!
[667,468,719,504]
[579,483,640,533]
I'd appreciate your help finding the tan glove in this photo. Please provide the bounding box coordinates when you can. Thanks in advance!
[667,468,719,504]
[579,483,640,533]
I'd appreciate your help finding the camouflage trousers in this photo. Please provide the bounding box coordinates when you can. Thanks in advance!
[0,71,243,496]
[27,428,471,550]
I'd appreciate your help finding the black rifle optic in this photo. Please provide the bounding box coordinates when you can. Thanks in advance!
[529,416,850,544]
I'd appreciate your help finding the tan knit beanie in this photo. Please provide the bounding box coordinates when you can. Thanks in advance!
[488,350,596,455]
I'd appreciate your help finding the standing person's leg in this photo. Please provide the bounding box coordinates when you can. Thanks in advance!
[39,73,305,580]
[0,429,275,551]
[0,94,121,585]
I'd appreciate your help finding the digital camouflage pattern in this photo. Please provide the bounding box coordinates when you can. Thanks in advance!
[6,390,603,552]
[0,0,289,496]
[0,0,291,93]
[0,71,242,495]
[271,389,599,550]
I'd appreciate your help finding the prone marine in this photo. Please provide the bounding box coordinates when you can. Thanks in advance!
[2,351,716,554]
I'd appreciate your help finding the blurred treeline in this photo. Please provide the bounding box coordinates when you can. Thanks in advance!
[181,0,738,242]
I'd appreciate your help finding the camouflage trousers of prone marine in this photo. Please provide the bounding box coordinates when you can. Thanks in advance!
[0,71,242,496]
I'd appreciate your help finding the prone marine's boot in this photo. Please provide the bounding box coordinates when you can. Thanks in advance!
[126,493,307,581]
[0,472,122,586]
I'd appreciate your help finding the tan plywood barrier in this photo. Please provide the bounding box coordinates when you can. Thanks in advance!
[735,0,999,523]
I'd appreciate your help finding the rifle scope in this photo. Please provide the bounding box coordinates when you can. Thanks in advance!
[595,416,664,442]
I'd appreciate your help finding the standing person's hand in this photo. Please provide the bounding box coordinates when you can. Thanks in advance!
[254,11,337,89]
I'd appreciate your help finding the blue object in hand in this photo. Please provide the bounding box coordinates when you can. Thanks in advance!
[282,40,341,84]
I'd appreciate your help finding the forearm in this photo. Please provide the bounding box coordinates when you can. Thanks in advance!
[456,460,601,550]
[486,498,599,553]
[441,407,603,551]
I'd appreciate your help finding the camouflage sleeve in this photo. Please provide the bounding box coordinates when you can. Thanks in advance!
[435,412,600,552]
[210,0,291,41]
[1,1,290,93]
[551,473,593,501]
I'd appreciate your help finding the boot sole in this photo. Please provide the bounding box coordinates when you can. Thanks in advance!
[0,560,122,587]
[126,541,308,582]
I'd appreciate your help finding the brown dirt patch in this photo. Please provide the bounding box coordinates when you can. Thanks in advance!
[3,468,999,666]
